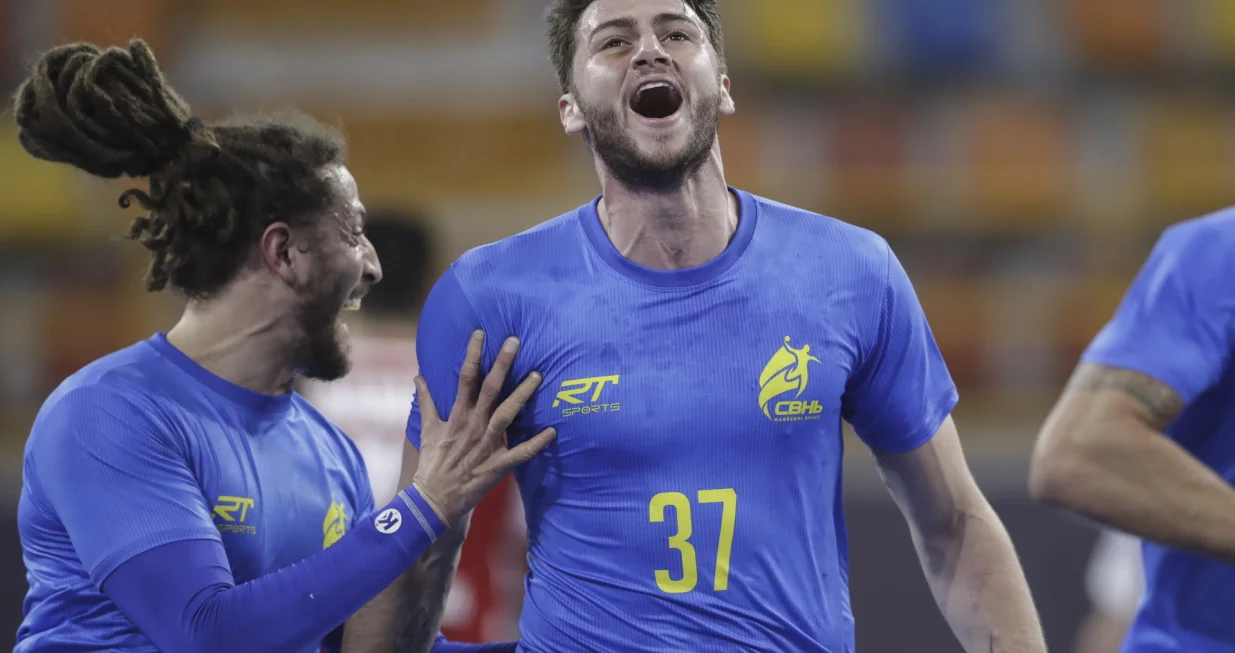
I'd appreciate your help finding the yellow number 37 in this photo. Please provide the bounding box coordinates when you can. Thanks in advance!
[648,489,738,594]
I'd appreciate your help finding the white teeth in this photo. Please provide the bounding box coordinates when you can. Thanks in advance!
[343,298,361,312]
[639,81,671,93]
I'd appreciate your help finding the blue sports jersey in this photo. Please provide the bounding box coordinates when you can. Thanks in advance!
[1082,209,1235,653]
[408,189,957,652]
[16,333,374,652]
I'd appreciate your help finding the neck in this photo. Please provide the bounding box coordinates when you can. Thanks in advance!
[165,287,300,396]
[596,145,737,270]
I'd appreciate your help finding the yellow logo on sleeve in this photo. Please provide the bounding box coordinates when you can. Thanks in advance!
[758,337,823,422]
[323,500,349,549]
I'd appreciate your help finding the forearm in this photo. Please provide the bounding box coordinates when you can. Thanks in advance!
[913,502,1045,653]
[343,514,471,653]
[397,517,471,652]
[1031,418,1235,562]
[105,489,446,653]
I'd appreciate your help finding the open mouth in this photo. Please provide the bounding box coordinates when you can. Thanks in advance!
[630,80,684,119]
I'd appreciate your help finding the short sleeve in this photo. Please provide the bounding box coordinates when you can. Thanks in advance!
[842,243,959,453]
[27,384,221,585]
[406,266,487,450]
[1082,223,1235,405]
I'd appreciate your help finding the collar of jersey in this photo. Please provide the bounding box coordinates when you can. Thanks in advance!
[147,333,296,416]
[579,187,758,288]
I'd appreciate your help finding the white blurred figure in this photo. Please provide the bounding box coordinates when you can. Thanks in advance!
[1074,530,1144,653]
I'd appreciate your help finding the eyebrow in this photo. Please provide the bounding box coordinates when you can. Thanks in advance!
[588,12,697,41]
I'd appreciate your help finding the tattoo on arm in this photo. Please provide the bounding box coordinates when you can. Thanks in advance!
[1067,363,1185,429]
[395,607,432,652]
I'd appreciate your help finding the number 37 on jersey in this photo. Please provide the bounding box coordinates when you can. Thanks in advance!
[649,488,738,595]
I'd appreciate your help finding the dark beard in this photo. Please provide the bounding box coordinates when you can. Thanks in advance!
[580,89,721,192]
[293,271,352,382]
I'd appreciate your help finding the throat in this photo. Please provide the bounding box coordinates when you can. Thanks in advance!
[599,186,739,271]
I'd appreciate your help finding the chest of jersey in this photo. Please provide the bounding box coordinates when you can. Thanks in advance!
[180,414,360,582]
[510,272,863,495]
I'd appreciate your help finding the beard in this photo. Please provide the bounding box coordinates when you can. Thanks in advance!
[292,267,353,382]
[579,86,722,192]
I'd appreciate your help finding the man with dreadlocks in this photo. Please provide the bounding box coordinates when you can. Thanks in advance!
[12,40,552,653]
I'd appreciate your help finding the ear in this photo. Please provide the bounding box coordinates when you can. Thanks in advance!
[719,75,735,116]
[559,93,587,136]
[258,222,304,287]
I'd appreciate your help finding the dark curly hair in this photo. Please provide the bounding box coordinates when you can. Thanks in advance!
[546,0,726,93]
[13,39,347,300]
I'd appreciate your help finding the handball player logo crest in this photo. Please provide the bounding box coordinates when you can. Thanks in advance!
[322,500,350,549]
[758,336,823,422]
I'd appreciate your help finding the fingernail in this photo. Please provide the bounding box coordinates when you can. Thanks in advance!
[530,371,542,381]
[503,337,520,352]
[471,330,484,341]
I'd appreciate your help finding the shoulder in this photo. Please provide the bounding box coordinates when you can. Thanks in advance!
[441,204,591,320]
[748,192,894,281]
[1153,208,1235,274]
[33,341,178,437]
[27,366,182,468]
[452,207,585,282]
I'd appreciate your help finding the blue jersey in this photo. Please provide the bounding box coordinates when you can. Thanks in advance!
[408,189,957,652]
[1082,210,1235,653]
[16,333,374,652]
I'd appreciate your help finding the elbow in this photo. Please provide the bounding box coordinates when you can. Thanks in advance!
[1027,434,1094,508]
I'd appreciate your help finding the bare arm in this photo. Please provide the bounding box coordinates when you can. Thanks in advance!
[1029,362,1235,562]
[343,333,551,653]
[343,442,470,653]
[875,416,1045,653]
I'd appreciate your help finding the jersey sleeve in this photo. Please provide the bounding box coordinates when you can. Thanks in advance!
[1081,222,1235,404]
[100,485,447,653]
[407,265,487,450]
[26,384,221,585]
[842,242,959,453]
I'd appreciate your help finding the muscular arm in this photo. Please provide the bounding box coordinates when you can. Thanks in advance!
[876,416,1045,653]
[1029,363,1235,562]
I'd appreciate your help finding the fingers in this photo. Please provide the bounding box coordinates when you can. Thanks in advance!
[454,330,485,411]
[414,375,439,424]
[496,427,558,471]
[487,371,543,437]
[478,337,520,413]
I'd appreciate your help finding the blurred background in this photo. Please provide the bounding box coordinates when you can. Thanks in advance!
[2,0,1230,650]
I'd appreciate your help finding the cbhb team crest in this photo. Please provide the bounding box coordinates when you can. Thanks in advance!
[759,336,823,422]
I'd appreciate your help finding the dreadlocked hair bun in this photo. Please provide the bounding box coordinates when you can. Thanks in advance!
[13,39,348,299]
[14,39,209,178]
